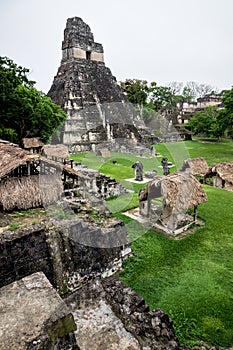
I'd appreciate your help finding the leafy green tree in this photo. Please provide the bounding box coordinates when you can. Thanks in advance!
[149,83,173,111]
[0,56,66,144]
[186,106,223,139]
[218,87,233,138]
[120,79,149,117]
[120,79,183,126]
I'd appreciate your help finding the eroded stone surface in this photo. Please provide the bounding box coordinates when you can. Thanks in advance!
[71,299,140,350]
[0,272,77,349]
[65,277,180,350]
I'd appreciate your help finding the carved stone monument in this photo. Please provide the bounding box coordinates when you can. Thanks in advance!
[132,161,143,181]
[161,157,170,175]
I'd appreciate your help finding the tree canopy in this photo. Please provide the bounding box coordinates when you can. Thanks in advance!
[120,79,184,126]
[0,56,66,144]
[186,106,222,139]
[218,87,233,138]
[186,87,233,140]
[120,78,226,139]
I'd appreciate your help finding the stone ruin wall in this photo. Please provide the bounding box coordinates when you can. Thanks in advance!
[0,272,79,350]
[67,161,128,201]
[0,219,130,295]
[0,225,54,289]
[65,276,180,350]
[0,219,184,349]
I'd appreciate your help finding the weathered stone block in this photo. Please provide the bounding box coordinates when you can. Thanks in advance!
[0,272,78,349]
[0,225,54,288]
[65,277,180,350]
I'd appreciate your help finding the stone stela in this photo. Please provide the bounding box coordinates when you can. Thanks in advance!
[132,161,144,181]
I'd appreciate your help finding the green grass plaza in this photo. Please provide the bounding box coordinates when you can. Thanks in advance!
[71,138,233,347]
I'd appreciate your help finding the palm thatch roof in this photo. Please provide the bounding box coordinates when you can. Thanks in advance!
[42,144,69,159]
[144,173,207,211]
[0,174,62,211]
[208,162,233,184]
[0,143,64,181]
[0,143,38,179]
[22,137,44,149]
[180,157,209,176]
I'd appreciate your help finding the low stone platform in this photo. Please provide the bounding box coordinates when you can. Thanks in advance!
[125,177,152,184]
[0,272,77,349]
[123,207,205,240]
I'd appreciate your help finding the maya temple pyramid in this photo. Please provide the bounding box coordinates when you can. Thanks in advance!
[48,17,152,152]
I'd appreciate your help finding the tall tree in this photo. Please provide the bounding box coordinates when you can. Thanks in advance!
[186,106,223,139]
[217,87,233,138]
[149,83,174,111]
[182,81,216,101]
[0,56,66,144]
[120,79,149,118]
[168,81,183,95]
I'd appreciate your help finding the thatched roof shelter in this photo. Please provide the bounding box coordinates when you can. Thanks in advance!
[139,172,207,234]
[0,174,63,211]
[147,173,208,211]
[180,157,209,176]
[205,162,233,192]
[207,162,233,184]
[0,143,38,180]
[42,144,69,160]
[22,137,44,149]
[0,143,63,178]
[0,143,64,210]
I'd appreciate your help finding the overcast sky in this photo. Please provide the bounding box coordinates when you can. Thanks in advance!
[1,0,233,93]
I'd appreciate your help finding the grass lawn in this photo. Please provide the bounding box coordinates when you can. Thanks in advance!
[71,139,233,347]
[119,186,233,346]
[157,138,233,166]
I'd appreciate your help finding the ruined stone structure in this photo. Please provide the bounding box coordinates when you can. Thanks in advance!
[65,277,180,350]
[177,93,223,124]
[0,220,184,349]
[0,219,130,294]
[48,17,149,151]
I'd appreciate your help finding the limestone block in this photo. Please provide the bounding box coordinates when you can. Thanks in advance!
[71,299,140,350]
[0,272,77,350]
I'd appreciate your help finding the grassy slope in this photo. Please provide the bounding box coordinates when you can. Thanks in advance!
[71,139,233,346]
